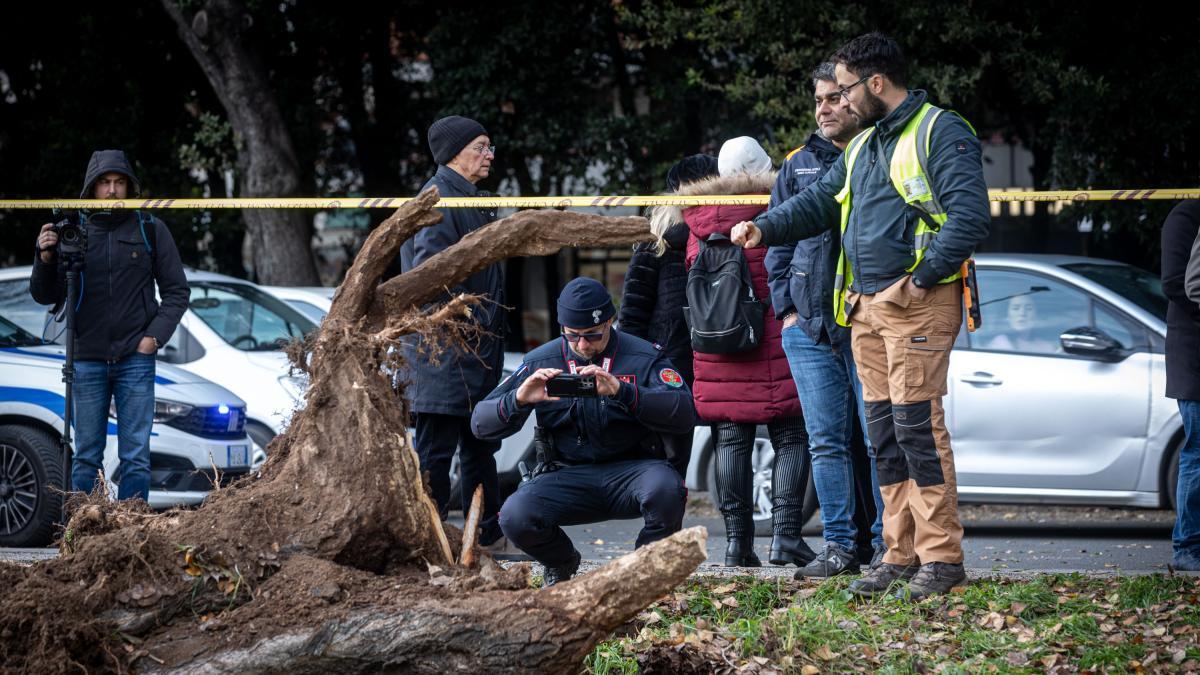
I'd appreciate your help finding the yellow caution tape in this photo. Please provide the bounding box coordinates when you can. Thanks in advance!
[0,188,1197,210]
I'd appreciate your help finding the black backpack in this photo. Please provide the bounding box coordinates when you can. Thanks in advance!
[682,233,765,354]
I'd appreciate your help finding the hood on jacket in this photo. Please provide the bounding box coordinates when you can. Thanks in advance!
[651,171,776,236]
[80,149,140,198]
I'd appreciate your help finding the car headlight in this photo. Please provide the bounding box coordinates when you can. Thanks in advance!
[279,374,309,402]
[111,399,193,423]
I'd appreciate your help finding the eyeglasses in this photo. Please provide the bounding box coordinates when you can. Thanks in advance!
[838,75,870,100]
[472,144,497,156]
[561,329,607,343]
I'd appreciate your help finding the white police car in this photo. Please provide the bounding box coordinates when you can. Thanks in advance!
[0,266,318,451]
[0,312,261,547]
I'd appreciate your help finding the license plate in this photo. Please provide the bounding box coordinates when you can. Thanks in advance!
[227,445,249,468]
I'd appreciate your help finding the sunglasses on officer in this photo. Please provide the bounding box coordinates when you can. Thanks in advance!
[561,328,607,343]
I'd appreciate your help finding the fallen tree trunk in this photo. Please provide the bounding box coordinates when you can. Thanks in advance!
[0,187,688,674]
[145,529,707,674]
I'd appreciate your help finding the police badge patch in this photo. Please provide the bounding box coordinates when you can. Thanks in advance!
[659,368,684,388]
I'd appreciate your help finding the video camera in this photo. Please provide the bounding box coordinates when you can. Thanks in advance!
[51,210,87,259]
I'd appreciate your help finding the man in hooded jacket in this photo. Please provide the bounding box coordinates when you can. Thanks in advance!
[31,149,189,501]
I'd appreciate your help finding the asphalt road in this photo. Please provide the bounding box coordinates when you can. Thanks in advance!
[1,505,1177,574]
[501,503,1179,575]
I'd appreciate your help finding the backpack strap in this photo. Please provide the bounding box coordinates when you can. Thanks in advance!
[135,210,155,255]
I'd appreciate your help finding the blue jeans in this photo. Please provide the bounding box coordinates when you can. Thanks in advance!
[782,325,884,550]
[1176,400,1200,559]
[72,352,155,501]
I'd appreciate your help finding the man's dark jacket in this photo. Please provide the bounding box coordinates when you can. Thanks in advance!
[399,165,506,416]
[29,152,188,361]
[1162,200,1200,401]
[618,221,693,386]
[764,132,845,346]
[754,90,990,293]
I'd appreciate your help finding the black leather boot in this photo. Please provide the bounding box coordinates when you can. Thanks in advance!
[768,534,817,567]
[724,538,761,567]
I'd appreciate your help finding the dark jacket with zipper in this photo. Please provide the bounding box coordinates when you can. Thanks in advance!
[398,165,506,416]
[1162,200,1200,401]
[754,90,990,293]
[29,153,188,362]
[763,132,845,346]
[618,221,694,387]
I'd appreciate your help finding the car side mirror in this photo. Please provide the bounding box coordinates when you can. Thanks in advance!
[1060,326,1123,361]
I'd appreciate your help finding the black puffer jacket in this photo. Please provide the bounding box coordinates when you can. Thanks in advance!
[618,220,693,387]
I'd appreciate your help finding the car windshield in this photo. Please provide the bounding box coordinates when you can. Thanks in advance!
[189,281,318,351]
[283,299,328,324]
[1061,263,1168,321]
[0,279,57,341]
[0,312,42,348]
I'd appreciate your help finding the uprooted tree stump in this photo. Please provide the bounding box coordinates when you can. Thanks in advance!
[0,187,708,673]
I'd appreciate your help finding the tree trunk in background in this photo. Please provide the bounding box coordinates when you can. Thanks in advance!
[161,0,320,285]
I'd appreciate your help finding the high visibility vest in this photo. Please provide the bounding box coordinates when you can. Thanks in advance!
[832,102,974,326]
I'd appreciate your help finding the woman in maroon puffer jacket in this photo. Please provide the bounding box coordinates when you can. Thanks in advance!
[668,136,813,568]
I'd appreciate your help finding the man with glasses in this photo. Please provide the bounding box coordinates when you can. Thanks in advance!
[765,62,885,579]
[399,115,507,550]
[472,277,697,585]
[732,33,990,600]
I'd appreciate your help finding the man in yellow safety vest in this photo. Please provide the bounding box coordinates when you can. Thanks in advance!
[732,32,990,600]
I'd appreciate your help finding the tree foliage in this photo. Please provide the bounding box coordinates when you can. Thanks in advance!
[0,0,1196,275]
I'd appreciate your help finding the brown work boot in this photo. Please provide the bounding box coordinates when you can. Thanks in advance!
[895,562,968,601]
[847,560,919,597]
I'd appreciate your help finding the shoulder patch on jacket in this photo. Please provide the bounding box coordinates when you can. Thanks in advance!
[784,145,806,161]
[659,368,684,388]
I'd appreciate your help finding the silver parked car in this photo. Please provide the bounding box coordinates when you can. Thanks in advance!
[682,253,1180,532]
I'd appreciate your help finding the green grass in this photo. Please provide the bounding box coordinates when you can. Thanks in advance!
[585,573,1200,673]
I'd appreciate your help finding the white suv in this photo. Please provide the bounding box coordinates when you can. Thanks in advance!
[0,312,261,547]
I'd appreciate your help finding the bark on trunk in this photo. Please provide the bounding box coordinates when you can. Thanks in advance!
[160,0,320,285]
[0,189,690,675]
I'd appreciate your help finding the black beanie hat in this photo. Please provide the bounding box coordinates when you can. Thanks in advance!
[665,154,719,192]
[428,115,488,165]
[557,278,615,329]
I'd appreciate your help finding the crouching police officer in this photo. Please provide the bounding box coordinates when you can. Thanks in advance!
[471,277,697,585]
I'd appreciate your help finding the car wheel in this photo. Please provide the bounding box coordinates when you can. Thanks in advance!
[703,428,818,537]
[245,421,276,455]
[0,424,62,547]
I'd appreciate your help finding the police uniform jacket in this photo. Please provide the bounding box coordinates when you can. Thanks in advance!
[471,329,697,465]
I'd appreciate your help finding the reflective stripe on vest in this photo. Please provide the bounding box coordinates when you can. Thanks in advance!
[831,102,973,327]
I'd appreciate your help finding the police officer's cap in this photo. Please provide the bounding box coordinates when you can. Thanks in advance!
[557,277,615,329]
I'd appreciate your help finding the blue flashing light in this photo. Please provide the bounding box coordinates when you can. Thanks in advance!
[218,404,230,415]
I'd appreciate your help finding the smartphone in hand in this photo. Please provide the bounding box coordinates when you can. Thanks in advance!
[545,374,598,398]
